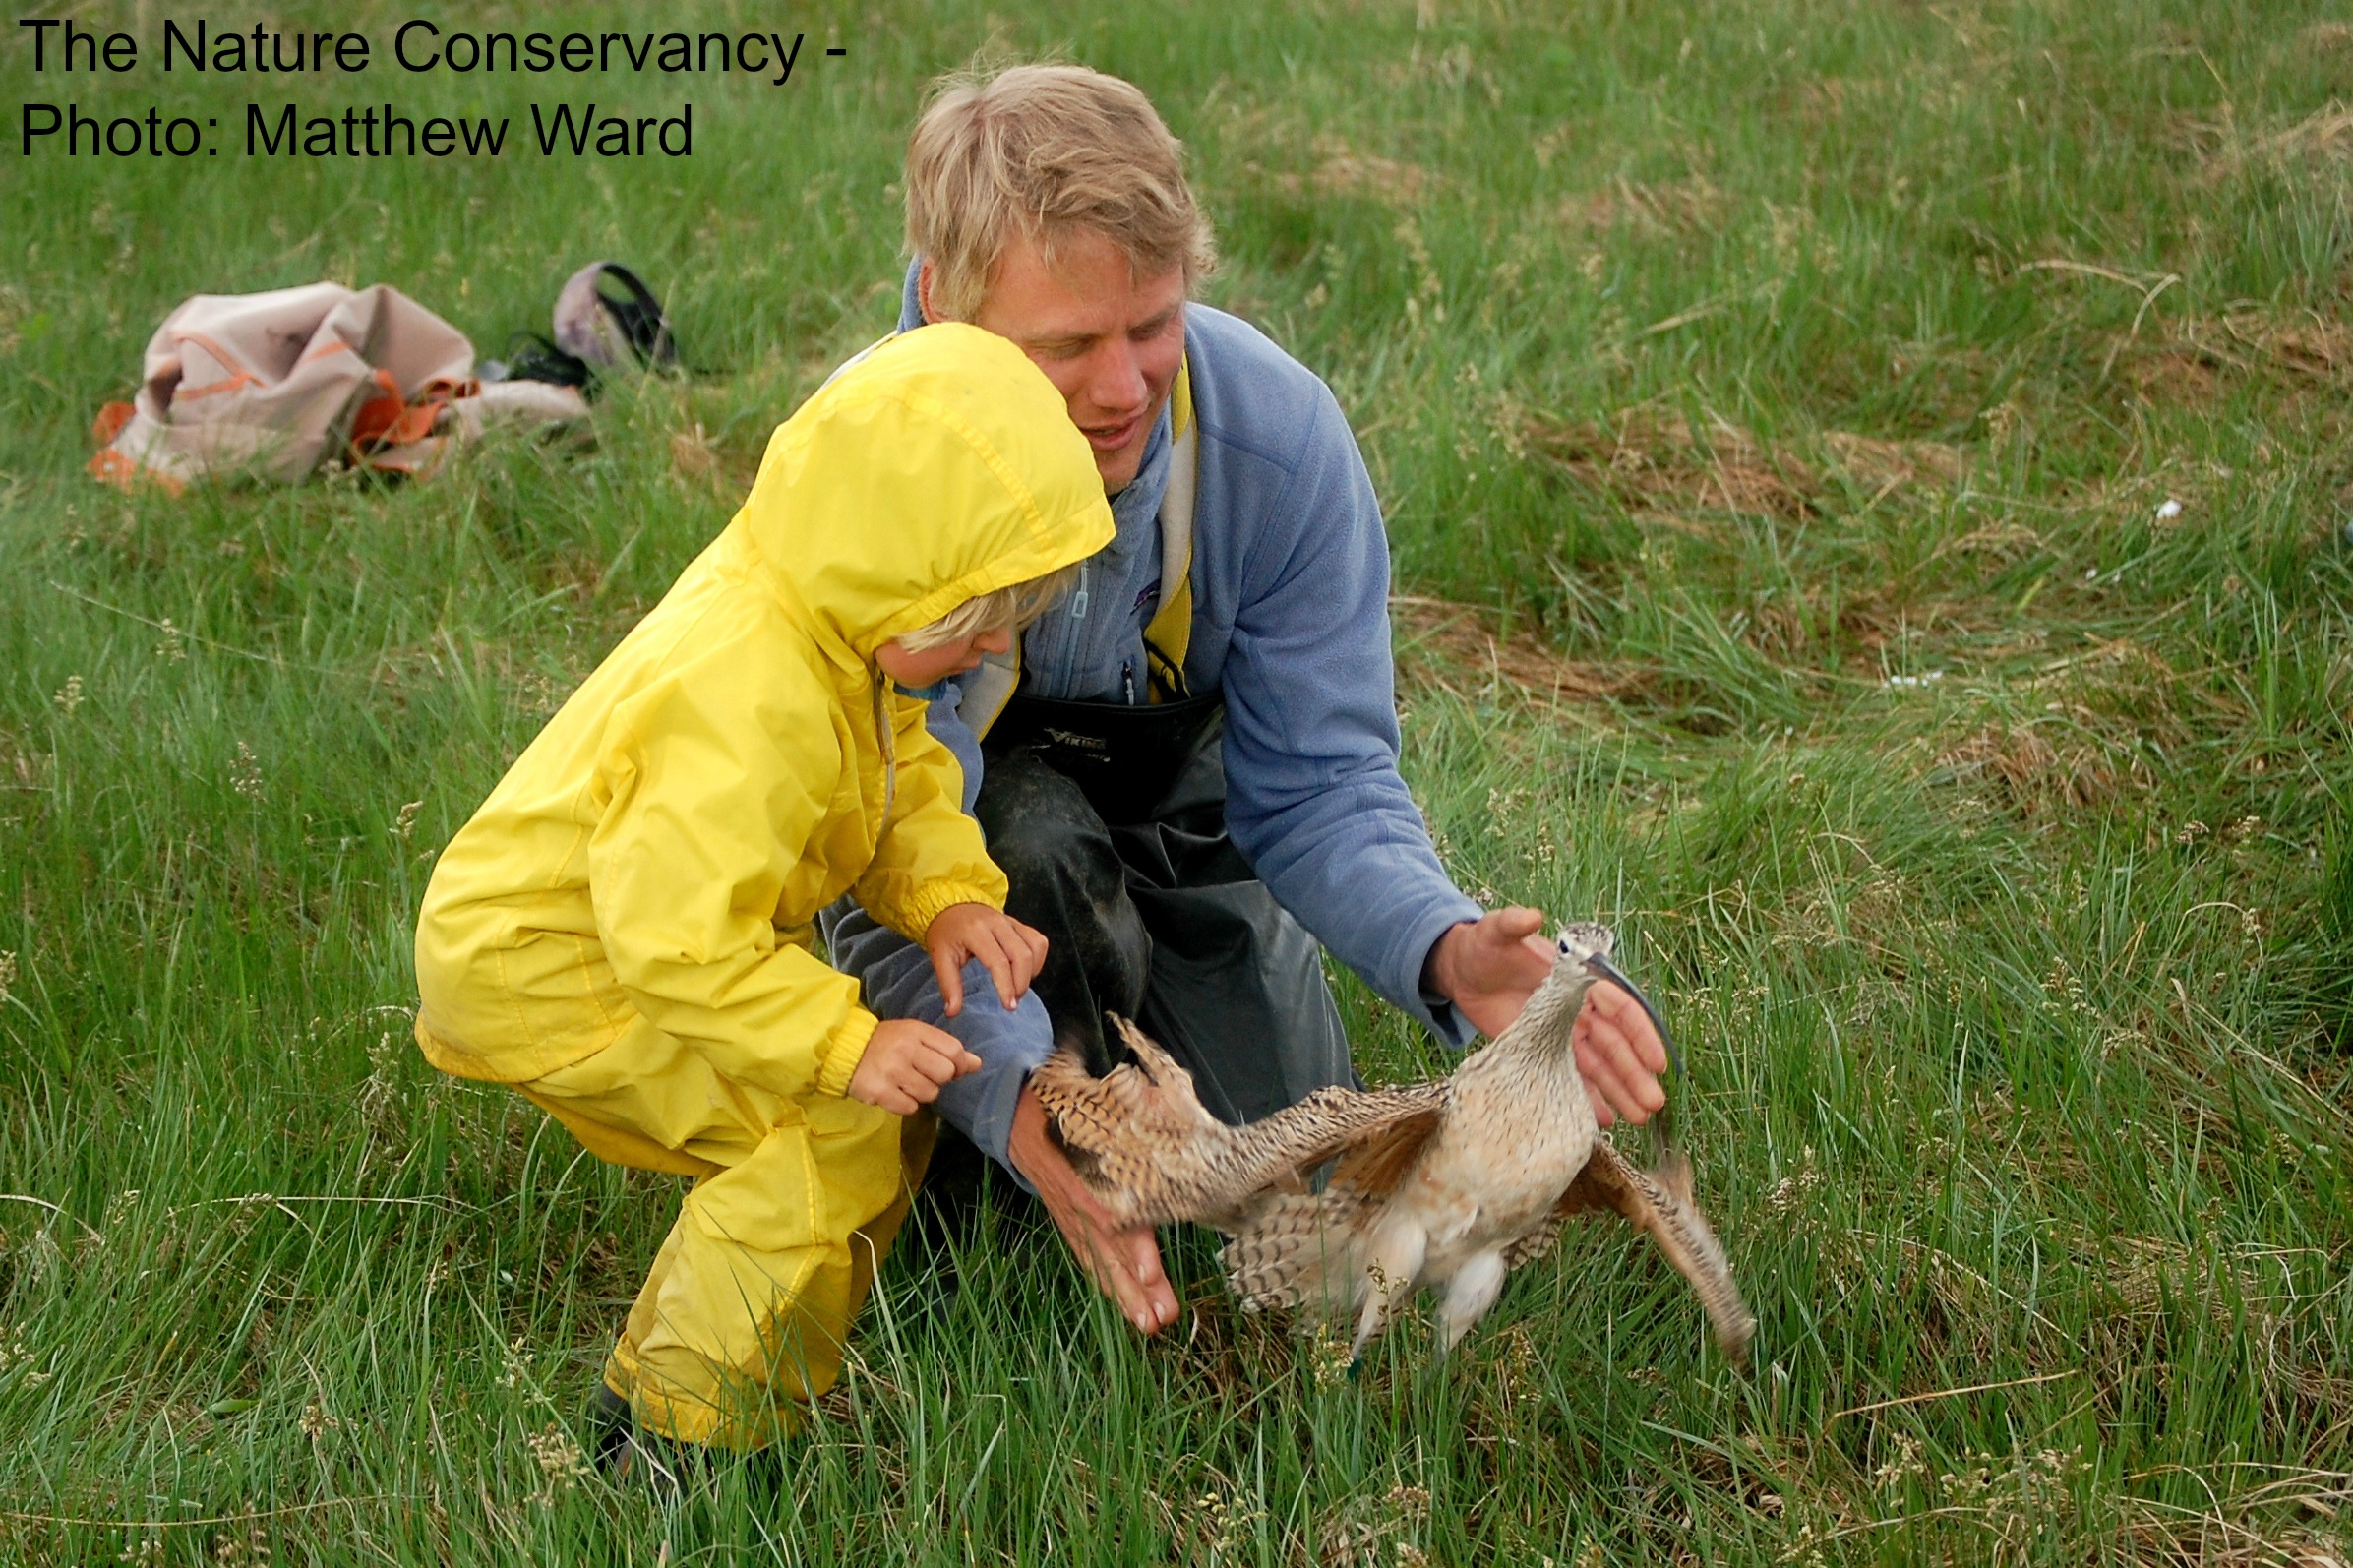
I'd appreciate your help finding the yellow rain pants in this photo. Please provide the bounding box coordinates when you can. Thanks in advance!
[516,1012,935,1448]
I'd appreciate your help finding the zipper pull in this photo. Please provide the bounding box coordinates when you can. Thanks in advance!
[1122,660,1135,705]
[1069,562,1089,620]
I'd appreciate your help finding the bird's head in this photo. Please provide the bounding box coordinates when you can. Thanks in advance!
[1553,922,1616,971]
[1497,923,1615,1052]
[1548,921,1682,1081]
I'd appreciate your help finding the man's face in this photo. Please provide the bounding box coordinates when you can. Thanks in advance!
[957,228,1186,494]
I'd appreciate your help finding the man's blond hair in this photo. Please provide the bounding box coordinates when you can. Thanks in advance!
[906,63,1218,322]
[896,563,1083,652]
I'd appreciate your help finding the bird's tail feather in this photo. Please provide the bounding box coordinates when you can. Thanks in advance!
[1220,1192,1363,1317]
[1578,1142,1756,1365]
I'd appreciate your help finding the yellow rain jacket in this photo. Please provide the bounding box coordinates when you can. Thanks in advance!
[411,323,1113,1446]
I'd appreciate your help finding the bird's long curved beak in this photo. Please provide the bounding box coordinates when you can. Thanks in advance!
[1582,951,1682,1080]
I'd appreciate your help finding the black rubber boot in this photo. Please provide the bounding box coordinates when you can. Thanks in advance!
[585,1384,689,1502]
[587,1382,793,1501]
[586,1382,632,1468]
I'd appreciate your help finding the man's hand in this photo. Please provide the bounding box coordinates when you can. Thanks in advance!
[1570,975,1669,1129]
[845,1018,984,1116]
[926,902,1050,1018]
[1008,1079,1180,1336]
[1425,906,1669,1128]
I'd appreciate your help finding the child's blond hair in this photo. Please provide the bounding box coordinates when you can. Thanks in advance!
[896,562,1082,652]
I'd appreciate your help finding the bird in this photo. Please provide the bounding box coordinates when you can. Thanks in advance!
[1029,923,1755,1365]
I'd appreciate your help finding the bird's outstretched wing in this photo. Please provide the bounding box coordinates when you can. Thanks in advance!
[1218,1092,1452,1315]
[1032,1016,1450,1230]
[1030,1023,1221,1167]
[1029,1026,1227,1227]
[1504,1140,1756,1363]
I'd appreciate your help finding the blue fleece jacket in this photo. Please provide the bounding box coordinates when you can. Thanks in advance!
[821,271,1481,1173]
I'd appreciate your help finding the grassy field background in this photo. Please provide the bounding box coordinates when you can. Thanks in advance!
[5,0,2353,1561]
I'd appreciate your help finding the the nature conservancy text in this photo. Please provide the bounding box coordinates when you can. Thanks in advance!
[13,17,847,158]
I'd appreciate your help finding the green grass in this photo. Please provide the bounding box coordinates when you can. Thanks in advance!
[5,0,2352,1560]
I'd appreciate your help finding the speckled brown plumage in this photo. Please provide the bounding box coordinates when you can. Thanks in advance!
[1034,924,1755,1364]
[1031,1016,1448,1231]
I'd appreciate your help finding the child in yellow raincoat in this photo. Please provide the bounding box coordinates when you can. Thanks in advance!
[411,324,1115,1457]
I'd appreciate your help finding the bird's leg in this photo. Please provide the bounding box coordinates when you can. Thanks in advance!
[1434,1249,1508,1356]
[1348,1218,1426,1367]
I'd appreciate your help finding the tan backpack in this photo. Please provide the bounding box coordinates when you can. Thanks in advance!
[90,281,586,492]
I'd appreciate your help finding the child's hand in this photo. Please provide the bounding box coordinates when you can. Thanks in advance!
[847,1019,984,1115]
[925,902,1049,1017]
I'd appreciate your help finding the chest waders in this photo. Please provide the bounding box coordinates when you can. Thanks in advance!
[964,385,1355,1126]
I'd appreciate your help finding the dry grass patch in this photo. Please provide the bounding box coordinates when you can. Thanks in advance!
[2120,310,2353,401]
[1526,411,1819,521]
[1740,583,2000,675]
[2245,102,2353,166]
[2066,1226,2353,1446]
[2116,1491,2350,1568]
[665,421,735,496]
[1922,520,2047,571]
[2300,20,2353,54]
[2231,314,2353,379]
[1822,432,1968,492]
[1932,722,2132,814]
[2195,99,2353,183]
[0,728,51,795]
[1251,135,1437,205]
[1561,174,1727,237]
[1221,102,1436,209]
[1789,76,1855,124]
[1525,410,1966,523]
[1390,594,1639,705]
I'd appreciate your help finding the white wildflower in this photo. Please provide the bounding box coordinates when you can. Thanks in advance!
[230,743,264,802]
[526,1423,591,1504]
[496,1336,530,1390]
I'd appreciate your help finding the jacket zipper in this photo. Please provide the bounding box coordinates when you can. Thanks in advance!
[1048,559,1093,693]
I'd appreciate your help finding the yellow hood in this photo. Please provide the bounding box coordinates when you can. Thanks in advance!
[739,322,1115,660]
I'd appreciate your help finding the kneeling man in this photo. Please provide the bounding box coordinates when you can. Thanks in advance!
[825,64,1669,1335]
